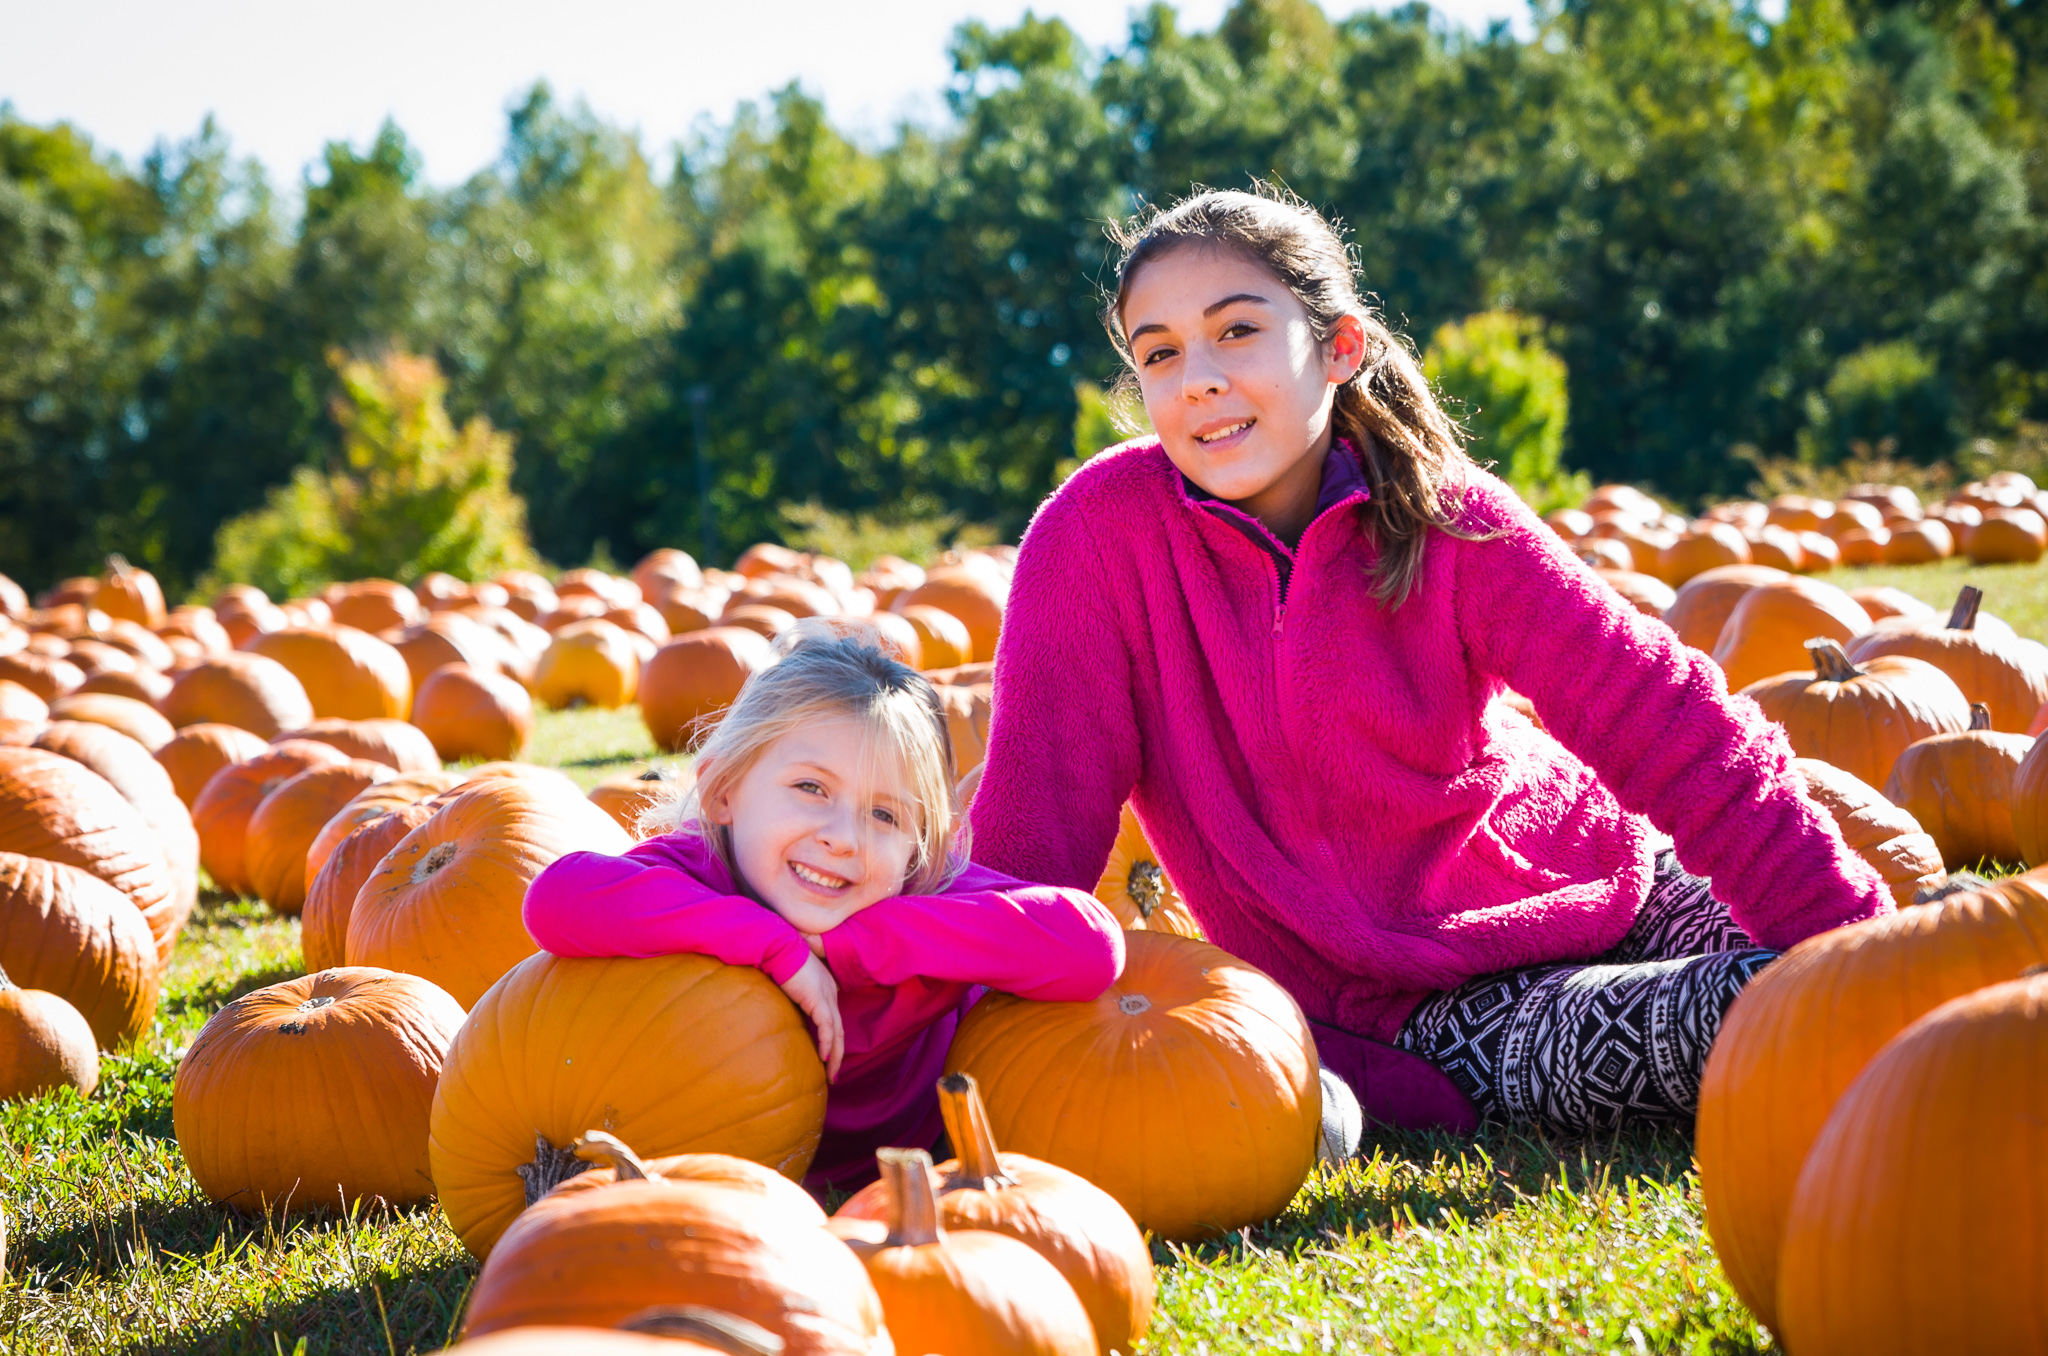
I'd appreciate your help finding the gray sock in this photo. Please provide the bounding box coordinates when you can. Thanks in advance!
[1318,1066,1363,1164]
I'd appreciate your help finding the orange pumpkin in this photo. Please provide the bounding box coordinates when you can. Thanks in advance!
[1711,577,1872,692]
[1849,586,1935,622]
[346,777,632,1005]
[1696,873,2048,1331]
[2001,730,2048,869]
[328,580,423,634]
[244,759,396,914]
[427,1326,774,1356]
[0,681,46,726]
[719,605,796,641]
[1776,974,2048,1354]
[0,652,85,703]
[160,653,314,738]
[548,1129,827,1224]
[75,668,172,705]
[0,964,99,1101]
[1881,705,2032,869]
[393,613,514,689]
[865,610,923,668]
[588,764,695,837]
[459,1170,885,1351]
[302,799,441,974]
[1745,525,1805,573]
[302,769,462,890]
[190,741,350,899]
[172,967,466,1211]
[945,930,1319,1240]
[1660,523,1754,585]
[94,555,165,628]
[0,574,25,620]
[1791,759,1945,907]
[1660,564,1789,653]
[34,719,200,931]
[1963,506,2047,564]
[1740,639,1971,790]
[45,692,176,752]
[1881,518,1953,563]
[934,681,992,778]
[157,605,231,655]
[246,625,412,721]
[896,605,972,670]
[535,619,640,709]
[411,663,534,762]
[835,1074,1154,1356]
[639,629,779,752]
[1846,586,2048,733]
[0,852,159,1049]
[1592,568,1675,618]
[273,717,440,773]
[1095,803,1204,939]
[429,950,827,1258]
[898,564,1007,663]
[154,723,271,809]
[834,1147,1097,1356]
[0,747,181,964]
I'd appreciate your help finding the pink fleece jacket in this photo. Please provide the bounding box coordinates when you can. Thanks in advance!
[969,437,1891,1042]
[522,830,1124,1188]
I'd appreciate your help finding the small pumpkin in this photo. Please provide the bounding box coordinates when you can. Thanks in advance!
[172,967,466,1211]
[550,1129,827,1224]
[1094,803,1204,939]
[301,800,440,973]
[154,724,271,809]
[302,770,463,891]
[95,555,165,628]
[1696,872,2048,1331]
[1660,564,1790,653]
[346,777,632,1005]
[411,663,534,762]
[895,606,972,670]
[444,1324,780,1356]
[945,930,1320,1240]
[75,669,172,705]
[0,963,99,1101]
[1849,586,1935,623]
[190,741,351,899]
[0,652,86,703]
[273,717,440,774]
[588,764,696,837]
[639,629,779,752]
[46,692,176,752]
[1660,523,1754,585]
[898,562,1006,662]
[535,619,640,710]
[244,759,396,914]
[1711,577,1872,692]
[1846,586,2048,734]
[328,580,423,634]
[429,950,828,1258]
[1881,518,1954,563]
[1963,506,2047,564]
[1881,705,2032,869]
[1740,639,1971,791]
[160,653,314,738]
[246,625,412,722]
[0,853,159,1049]
[1776,974,2048,1355]
[1791,759,1945,907]
[1593,568,1675,618]
[934,682,992,778]
[835,1073,1155,1356]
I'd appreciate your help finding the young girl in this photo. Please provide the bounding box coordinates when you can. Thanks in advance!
[523,622,1124,1189]
[969,186,1891,1142]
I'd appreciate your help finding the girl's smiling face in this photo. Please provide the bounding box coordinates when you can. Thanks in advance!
[1121,246,1366,540]
[702,715,920,934]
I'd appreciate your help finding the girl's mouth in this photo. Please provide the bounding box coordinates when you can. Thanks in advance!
[789,861,852,894]
[1194,419,1254,449]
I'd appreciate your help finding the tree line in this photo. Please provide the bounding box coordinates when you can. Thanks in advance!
[1,0,2042,597]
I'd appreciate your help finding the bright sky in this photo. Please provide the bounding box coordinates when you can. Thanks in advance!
[3,0,1524,189]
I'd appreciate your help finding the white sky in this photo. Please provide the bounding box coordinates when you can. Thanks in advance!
[2,0,1525,188]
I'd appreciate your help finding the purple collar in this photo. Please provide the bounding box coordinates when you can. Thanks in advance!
[1181,439,1371,587]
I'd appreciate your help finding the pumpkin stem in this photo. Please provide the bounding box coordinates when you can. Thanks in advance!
[1127,860,1165,920]
[618,1306,785,1355]
[878,1146,944,1248]
[513,1133,590,1205]
[106,554,132,578]
[411,841,458,884]
[1970,702,1993,731]
[1948,585,1984,631]
[936,1072,1017,1193]
[572,1129,653,1181]
[1807,638,1862,683]
[0,963,13,993]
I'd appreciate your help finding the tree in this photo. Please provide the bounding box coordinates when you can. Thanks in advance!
[1425,310,1585,511]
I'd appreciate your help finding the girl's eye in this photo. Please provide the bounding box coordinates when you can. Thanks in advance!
[1140,345,1177,367]
[793,780,825,797]
[871,806,899,828]
[1222,321,1258,340]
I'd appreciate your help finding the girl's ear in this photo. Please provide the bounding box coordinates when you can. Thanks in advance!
[697,756,733,825]
[1325,313,1368,385]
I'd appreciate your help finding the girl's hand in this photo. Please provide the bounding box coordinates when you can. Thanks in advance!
[803,930,827,959]
[779,953,844,1082]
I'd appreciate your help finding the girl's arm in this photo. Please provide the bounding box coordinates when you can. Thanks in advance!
[971,483,1142,890]
[819,861,1126,1001]
[522,837,814,985]
[1454,481,1890,949]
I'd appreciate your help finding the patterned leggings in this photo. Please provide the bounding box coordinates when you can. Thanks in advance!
[1392,852,1776,1132]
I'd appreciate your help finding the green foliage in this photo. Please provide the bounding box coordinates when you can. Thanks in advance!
[780,501,998,570]
[202,349,536,598]
[1425,311,1588,513]
[1796,339,1955,464]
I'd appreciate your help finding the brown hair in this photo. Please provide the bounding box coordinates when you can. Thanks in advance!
[1105,183,1487,604]
[639,619,966,895]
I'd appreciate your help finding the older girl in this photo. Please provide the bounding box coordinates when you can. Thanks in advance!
[970,187,1889,1141]
[525,622,1123,1189]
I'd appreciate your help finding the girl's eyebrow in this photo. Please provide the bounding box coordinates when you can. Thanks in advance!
[1128,292,1271,342]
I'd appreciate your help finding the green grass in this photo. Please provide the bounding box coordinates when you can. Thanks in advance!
[10,554,2048,1353]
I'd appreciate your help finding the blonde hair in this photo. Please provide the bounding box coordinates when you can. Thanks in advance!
[1106,183,1490,604]
[640,618,965,896]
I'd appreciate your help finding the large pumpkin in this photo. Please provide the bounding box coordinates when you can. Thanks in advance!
[1881,705,2032,869]
[1791,758,1945,907]
[1659,523,1753,585]
[548,1130,826,1223]
[0,747,181,964]
[191,741,350,899]
[244,759,395,914]
[35,719,200,927]
[587,764,694,838]
[1776,974,2048,1354]
[897,567,1006,663]
[154,723,271,810]
[173,967,466,1211]
[428,950,827,1258]
[934,682,992,778]
[1845,586,2048,734]
[345,778,631,1005]
[275,717,440,773]
[1740,639,1971,790]
[459,1172,885,1352]
[534,619,640,710]
[328,580,423,634]
[302,800,441,974]
[1659,564,1791,654]
[1696,873,2048,1331]
[897,606,972,671]
[96,555,165,627]
[0,853,159,1049]
[46,693,175,752]
[0,965,99,1102]
[639,629,778,752]
[1094,803,1204,939]
[246,625,412,721]
[944,930,1320,1240]
[160,653,314,738]
[0,652,85,703]
[1711,577,1872,692]
[411,663,534,762]
[302,770,462,890]
[0,681,47,725]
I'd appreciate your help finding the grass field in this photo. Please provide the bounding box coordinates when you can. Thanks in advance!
[0,560,2038,1354]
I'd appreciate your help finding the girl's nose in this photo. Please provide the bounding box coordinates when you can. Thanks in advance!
[1183,344,1228,401]
[813,805,861,856]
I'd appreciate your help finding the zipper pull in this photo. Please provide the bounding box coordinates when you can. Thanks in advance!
[1272,604,1286,638]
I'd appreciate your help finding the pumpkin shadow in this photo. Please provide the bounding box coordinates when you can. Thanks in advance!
[110,1256,478,1356]
[158,962,307,1022]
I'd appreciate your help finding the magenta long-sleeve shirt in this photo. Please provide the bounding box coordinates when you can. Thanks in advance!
[970,438,1891,1043]
[522,829,1123,1188]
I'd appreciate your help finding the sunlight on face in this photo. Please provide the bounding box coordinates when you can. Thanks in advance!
[704,715,921,934]
[1122,246,1365,536]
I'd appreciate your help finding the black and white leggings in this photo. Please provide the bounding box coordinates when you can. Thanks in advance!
[1393,851,1776,1132]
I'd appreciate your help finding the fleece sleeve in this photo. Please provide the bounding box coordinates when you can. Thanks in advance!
[969,486,1143,892]
[1452,483,1891,949]
[821,861,1125,1000]
[522,838,814,985]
